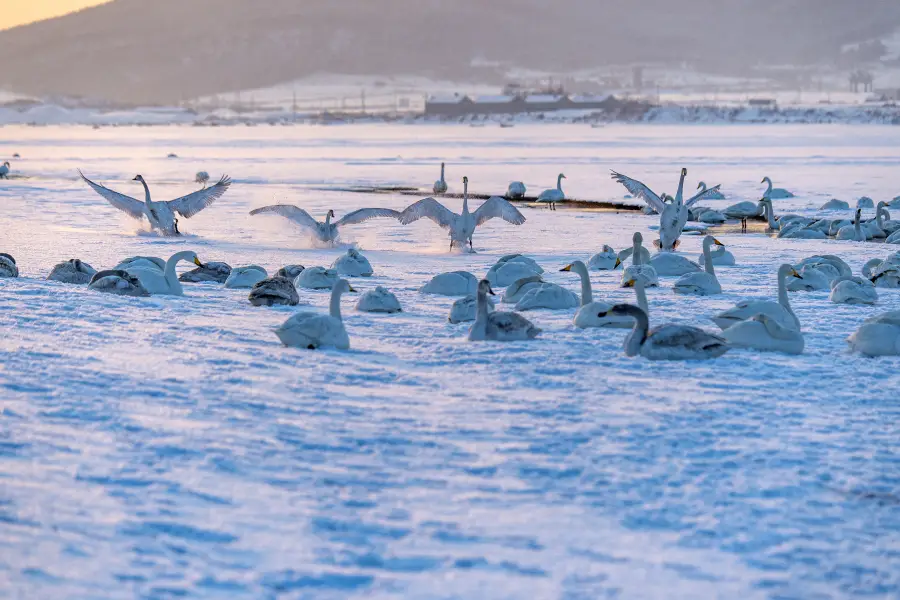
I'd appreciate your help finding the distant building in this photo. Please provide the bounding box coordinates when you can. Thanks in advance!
[424,93,619,117]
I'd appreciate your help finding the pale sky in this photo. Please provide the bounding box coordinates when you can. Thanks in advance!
[1,0,110,31]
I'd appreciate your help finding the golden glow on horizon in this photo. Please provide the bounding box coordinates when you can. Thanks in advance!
[1,0,110,31]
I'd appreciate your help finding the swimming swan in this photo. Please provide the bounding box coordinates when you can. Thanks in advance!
[400,176,526,251]
[275,279,355,350]
[469,280,541,341]
[80,171,230,236]
[601,303,730,360]
[250,206,400,244]
[712,264,802,331]
[673,236,725,295]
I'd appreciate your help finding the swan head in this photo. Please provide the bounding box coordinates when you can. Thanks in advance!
[327,209,335,218]
[560,260,587,274]
[712,237,725,247]
[681,168,687,177]
[2,161,9,167]
[622,278,637,288]
[477,279,496,296]
[697,181,705,189]
[132,174,145,183]
[613,257,622,269]
[558,173,567,180]
[335,279,357,294]
[633,231,643,244]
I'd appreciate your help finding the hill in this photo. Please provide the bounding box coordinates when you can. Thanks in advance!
[2,0,899,104]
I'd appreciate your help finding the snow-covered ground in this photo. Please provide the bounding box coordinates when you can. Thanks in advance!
[1,124,899,599]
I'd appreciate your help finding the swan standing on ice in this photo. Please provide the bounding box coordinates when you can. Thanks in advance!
[433,163,448,195]
[537,173,566,210]
[761,176,794,199]
[0,162,10,179]
[399,176,526,251]
[80,171,231,236]
[673,236,725,296]
[611,168,721,251]
[275,279,355,350]
[697,181,725,200]
[847,311,900,356]
[124,251,204,295]
[616,232,658,287]
[469,280,541,341]
[0,253,18,278]
[712,264,803,331]
[250,206,400,244]
[507,181,526,199]
[600,304,730,360]
[195,171,210,188]
[721,314,804,355]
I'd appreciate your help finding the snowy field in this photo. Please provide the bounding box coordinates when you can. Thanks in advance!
[2,123,900,599]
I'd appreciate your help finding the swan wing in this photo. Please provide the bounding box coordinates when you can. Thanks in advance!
[167,175,231,218]
[610,171,665,213]
[473,196,526,226]
[399,198,457,229]
[78,170,145,219]
[650,324,728,352]
[685,184,724,208]
[249,204,321,232]
[334,207,401,227]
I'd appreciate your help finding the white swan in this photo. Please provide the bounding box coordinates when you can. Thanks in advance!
[588,245,619,270]
[514,282,579,311]
[449,293,495,323]
[48,259,96,284]
[864,202,888,239]
[830,276,877,305]
[617,244,650,266]
[601,304,730,360]
[868,257,900,289]
[469,280,541,341]
[0,161,10,179]
[224,265,268,289]
[88,269,150,297]
[501,275,544,303]
[786,265,831,292]
[835,209,865,241]
[421,271,477,296]
[433,163,448,195]
[761,176,794,199]
[248,276,300,307]
[562,260,647,329]
[821,199,850,211]
[486,256,543,287]
[80,172,230,236]
[611,168,721,251]
[195,171,210,187]
[724,201,762,219]
[887,230,900,244]
[250,206,400,244]
[400,176,526,251]
[796,255,852,280]
[296,267,340,290]
[0,253,19,278]
[881,208,900,235]
[697,181,725,200]
[617,232,658,287]
[673,236,724,296]
[721,314,804,355]
[125,251,203,295]
[537,173,566,210]
[695,209,727,224]
[649,252,701,277]
[275,279,355,350]
[712,264,802,331]
[847,311,900,356]
[333,248,373,277]
[699,244,736,267]
[507,181,526,199]
[357,287,402,313]
[114,256,166,272]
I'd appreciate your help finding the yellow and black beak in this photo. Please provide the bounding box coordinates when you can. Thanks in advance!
[681,168,687,176]
[193,257,204,267]
[560,264,573,272]
[623,278,636,288]
[348,285,357,293]
[614,257,622,269]
[791,268,802,278]
[712,238,724,246]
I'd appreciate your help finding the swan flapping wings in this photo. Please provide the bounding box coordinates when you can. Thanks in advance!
[167,175,231,218]
[249,205,321,232]
[610,171,665,213]
[399,198,458,229]
[335,208,401,226]
[473,196,526,226]
[684,184,723,208]
[79,170,145,219]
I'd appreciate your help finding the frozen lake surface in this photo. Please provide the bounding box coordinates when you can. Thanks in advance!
[2,124,900,598]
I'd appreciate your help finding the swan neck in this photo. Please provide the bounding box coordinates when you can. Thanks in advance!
[763,177,773,196]
[777,267,792,312]
[575,263,592,305]
[164,252,192,289]
[632,237,642,266]
[140,178,151,205]
[472,287,490,335]
[765,200,776,228]
[324,212,332,227]
[634,280,648,315]
[440,163,445,181]
[623,306,649,357]
[876,205,884,227]
[462,180,469,215]
[703,238,716,276]
[556,174,564,192]
[675,170,686,204]
[329,285,344,321]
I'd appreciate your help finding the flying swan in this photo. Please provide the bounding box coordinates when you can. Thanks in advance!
[399,176,526,251]
[79,171,231,236]
[250,206,401,244]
